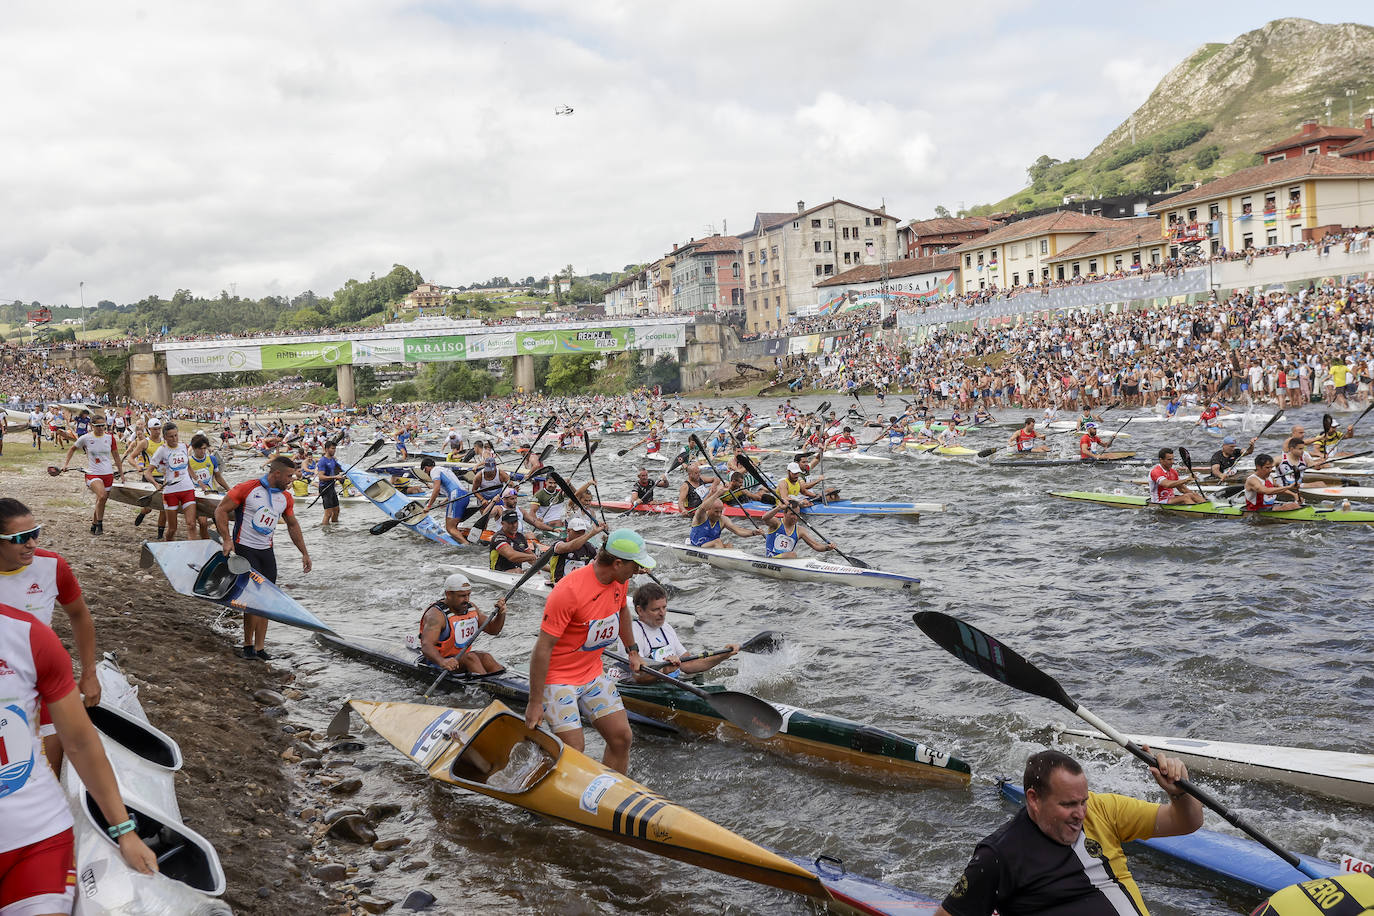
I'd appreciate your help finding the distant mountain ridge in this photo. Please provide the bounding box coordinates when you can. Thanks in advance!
[974,18,1374,216]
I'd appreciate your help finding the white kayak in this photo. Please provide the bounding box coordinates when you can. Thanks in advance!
[1060,727,1374,807]
[65,658,230,914]
[451,565,693,625]
[646,540,920,591]
[816,450,894,465]
[1299,485,1374,502]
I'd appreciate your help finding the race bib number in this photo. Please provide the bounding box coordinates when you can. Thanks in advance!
[192,466,213,486]
[251,509,279,532]
[773,534,796,554]
[0,704,36,799]
[694,483,712,499]
[453,615,480,645]
[582,613,619,651]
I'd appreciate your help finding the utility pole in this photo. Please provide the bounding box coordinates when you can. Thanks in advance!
[1324,97,1334,125]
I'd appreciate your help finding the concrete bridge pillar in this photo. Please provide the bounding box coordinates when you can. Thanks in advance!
[513,354,535,393]
[336,363,356,407]
[127,348,171,406]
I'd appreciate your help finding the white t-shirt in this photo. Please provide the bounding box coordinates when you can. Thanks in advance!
[75,431,117,475]
[151,443,195,493]
[632,618,687,665]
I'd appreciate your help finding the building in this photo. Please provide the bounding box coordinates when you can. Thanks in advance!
[1257,118,1364,162]
[601,269,653,317]
[401,282,447,311]
[1149,155,1374,254]
[740,200,900,334]
[808,253,958,316]
[1337,113,1374,162]
[949,211,1120,294]
[896,216,1001,258]
[669,235,742,313]
[1043,217,1166,280]
[650,256,675,314]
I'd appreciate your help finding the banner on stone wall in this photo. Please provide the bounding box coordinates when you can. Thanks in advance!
[259,342,353,370]
[404,335,467,362]
[165,346,263,375]
[633,325,686,349]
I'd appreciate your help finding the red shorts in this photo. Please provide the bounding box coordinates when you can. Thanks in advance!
[85,473,114,489]
[162,488,198,509]
[0,829,76,914]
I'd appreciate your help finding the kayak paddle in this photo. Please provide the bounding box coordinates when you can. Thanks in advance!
[649,629,784,670]
[912,610,1326,880]
[734,451,870,569]
[604,650,781,738]
[308,437,386,510]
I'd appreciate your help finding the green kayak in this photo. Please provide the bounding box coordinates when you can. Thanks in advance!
[1050,491,1374,524]
[615,679,971,787]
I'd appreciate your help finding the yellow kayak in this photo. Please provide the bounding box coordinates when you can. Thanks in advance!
[346,699,828,899]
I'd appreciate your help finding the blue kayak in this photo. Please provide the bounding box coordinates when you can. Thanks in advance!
[998,783,1339,896]
[773,850,938,913]
[346,469,461,547]
[141,540,333,634]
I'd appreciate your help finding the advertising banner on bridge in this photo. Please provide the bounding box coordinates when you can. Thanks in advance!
[514,327,633,355]
[466,332,516,358]
[788,335,821,354]
[633,325,686,349]
[352,339,404,365]
[404,335,467,362]
[165,346,264,376]
[259,341,353,371]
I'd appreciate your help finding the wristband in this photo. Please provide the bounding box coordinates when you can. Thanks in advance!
[624,643,639,654]
[107,816,138,839]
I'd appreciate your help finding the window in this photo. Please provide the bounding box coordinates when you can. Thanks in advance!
[1241,197,1252,214]
[1040,239,1048,255]
[1012,273,1020,286]
[864,217,871,226]
[823,264,833,275]
[814,241,821,253]
[1132,251,1141,266]
[873,217,882,226]
[811,219,821,228]
[732,262,740,279]
[1088,259,1097,274]
[792,221,799,229]
[977,254,984,265]
[965,255,972,267]
[843,252,851,264]
[842,227,849,239]
[1209,204,1221,219]
[750,275,758,288]
[1242,234,1253,249]
[1042,268,1050,281]
[1024,242,1032,257]
[704,263,712,277]
[1268,154,1285,163]
[1072,264,1081,277]
[1187,208,1197,222]
[748,252,755,264]
[823,241,832,252]
[1151,249,1160,265]
[1306,145,1319,155]
[853,250,860,262]
[827,219,834,228]
[1056,266,1065,280]
[815,265,823,277]
[772,270,779,283]
[771,246,778,258]
[1267,232,1278,246]
[1114,256,1122,270]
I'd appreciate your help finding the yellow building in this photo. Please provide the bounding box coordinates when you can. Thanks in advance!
[949,211,1119,294]
[1043,217,1165,280]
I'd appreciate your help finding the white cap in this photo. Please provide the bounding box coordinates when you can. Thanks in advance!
[443,573,471,591]
[787,461,802,474]
[567,516,590,531]
[148,418,163,428]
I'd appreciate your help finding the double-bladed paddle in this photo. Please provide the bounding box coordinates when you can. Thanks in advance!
[733,451,871,569]
[308,437,387,510]
[603,650,781,738]
[911,610,1325,880]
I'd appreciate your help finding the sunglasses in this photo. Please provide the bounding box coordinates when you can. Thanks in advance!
[0,525,41,545]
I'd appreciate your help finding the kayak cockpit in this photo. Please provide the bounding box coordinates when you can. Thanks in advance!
[83,794,226,895]
[192,554,241,600]
[364,478,398,502]
[449,711,561,794]
[87,705,182,771]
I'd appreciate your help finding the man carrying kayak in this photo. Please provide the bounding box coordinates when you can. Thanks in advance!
[525,528,655,774]
[935,748,1201,916]
[621,582,737,682]
[420,457,472,541]
[416,572,506,676]
[1148,448,1206,505]
[761,499,836,558]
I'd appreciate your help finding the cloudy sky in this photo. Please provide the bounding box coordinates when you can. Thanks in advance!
[3,1,1369,307]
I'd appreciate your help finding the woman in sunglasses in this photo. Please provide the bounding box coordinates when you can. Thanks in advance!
[0,498,102,770]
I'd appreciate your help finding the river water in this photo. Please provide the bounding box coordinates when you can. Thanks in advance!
[255,395,1373,915]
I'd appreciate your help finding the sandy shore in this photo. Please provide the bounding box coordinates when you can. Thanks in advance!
[5,442,342,914]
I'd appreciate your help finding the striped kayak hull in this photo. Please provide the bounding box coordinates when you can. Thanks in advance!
[991,455,1138,468]
[347,698,830,899]
[1299,485,1374,502]
[616,679,968,787]
[315,633,676,735]
[647,540,920,590]
[107,481,222,516]
[999,783,1339,896]
[142,540,333,633]
[591,499,935,518]
[346,468,461,546]
[1050,490,1374,523]
[1059,728,1374,807]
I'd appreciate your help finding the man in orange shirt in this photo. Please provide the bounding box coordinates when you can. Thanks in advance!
[524,528,653,774]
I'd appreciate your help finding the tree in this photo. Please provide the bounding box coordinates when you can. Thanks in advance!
[544,354,598,394]
[1135,153,1175,194]
[1193,144,1221,170]
[933,205,951,218]
[1027,154,1062,186]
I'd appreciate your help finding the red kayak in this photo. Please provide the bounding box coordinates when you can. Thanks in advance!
[589,499,767,519]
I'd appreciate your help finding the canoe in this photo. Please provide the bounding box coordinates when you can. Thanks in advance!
[772,851,939,914]
[902,443,981,457]
[1059,728,1374,807]
[1049,491,1374,524]
[451,565,692,624]
[590,498,938,518]
[647,540,920,591]
[345,468,461,546]
[616,677,967,787]
[142,540,333,632]
[999,783,1338,897]
[346,698,833,899]
[65,659,230,914]
[1298,485,1374,502]
[990,455,1139,468]
[107,481,222,516]
[315,633,676,735]
[815,450,894,465]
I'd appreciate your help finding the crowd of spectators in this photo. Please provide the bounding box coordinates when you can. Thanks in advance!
[1,349,108,407]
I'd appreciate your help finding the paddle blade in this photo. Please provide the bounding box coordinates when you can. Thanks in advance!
[707,691,782,738]
[741,630,785,654]
[326,703,352,738]
[46,465,60,477]
[226,554,252,575]
[977,447,998,458]
[369,518,400,535]
[138,542,155,569]
[912,611,1076,712]
[363,437,387,458]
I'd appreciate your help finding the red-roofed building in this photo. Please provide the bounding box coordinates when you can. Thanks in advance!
[949,211,1120,293]
[669,235,743,313]
[1257,119,1364,163]
[1337,113,1374,162]
[896,216,1002,258]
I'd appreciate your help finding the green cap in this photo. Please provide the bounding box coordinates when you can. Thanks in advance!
[605,528,656,570]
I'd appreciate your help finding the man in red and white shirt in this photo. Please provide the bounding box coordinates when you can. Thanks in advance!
[145,422,198,542]
[0,498,101,770]
[213,456,312,660]
[60,415,125,535]
[1147,448,1206,505]
[0,601,157,912]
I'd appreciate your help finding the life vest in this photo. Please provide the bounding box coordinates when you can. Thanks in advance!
[423,600,480,656]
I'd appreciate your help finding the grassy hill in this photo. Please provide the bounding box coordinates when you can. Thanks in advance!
[971,18,1374,216]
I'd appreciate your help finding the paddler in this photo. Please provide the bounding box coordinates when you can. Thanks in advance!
[524,528,656,774]
[761,499,836,558]
[1077,422,1109,460]
[689,484,759,549]
[1147,447,1206,505]
[417,573,506,675]
[677,462,714,516]
[130,418,168,536]
[1245,454,1302,512]
[1312,413,1356,459]
[1008,418,1049,454]
[934,748,1201,916]
[776,461,822,506]
[144,422,199,542]
[187,433,230,539]
[621,581,737,681]
[1194,400,1230,430]
[1207,435,1256,482]
[629,466,669,509]
[59,414,125,535]
[489,508,537,571]
[551,515,605,583]
[420,457,473,542]
[315,441,344,527]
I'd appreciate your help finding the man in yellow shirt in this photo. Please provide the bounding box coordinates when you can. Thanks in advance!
[936,749,1202,916]
[1329,360,1351,409]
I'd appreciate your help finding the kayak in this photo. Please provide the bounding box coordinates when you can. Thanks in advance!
[999,782,1339,896]
[142,540,333,633]
[616,678,967,787]
[591,498,937,518]
[345,468,462,546]
[815,450,894,465]
[316,633,676,735]
[65,658,229,914]
[646,540,920,591]
[451,565,691,624]
[107,481,222,516]
[990,454,1138,467]
[772,851,939,914]
[346,698,833,900]
[1299,485,1374,502]
[902,443,981,457]
[1049,491,1374,524]
[1059,728,1374,807]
